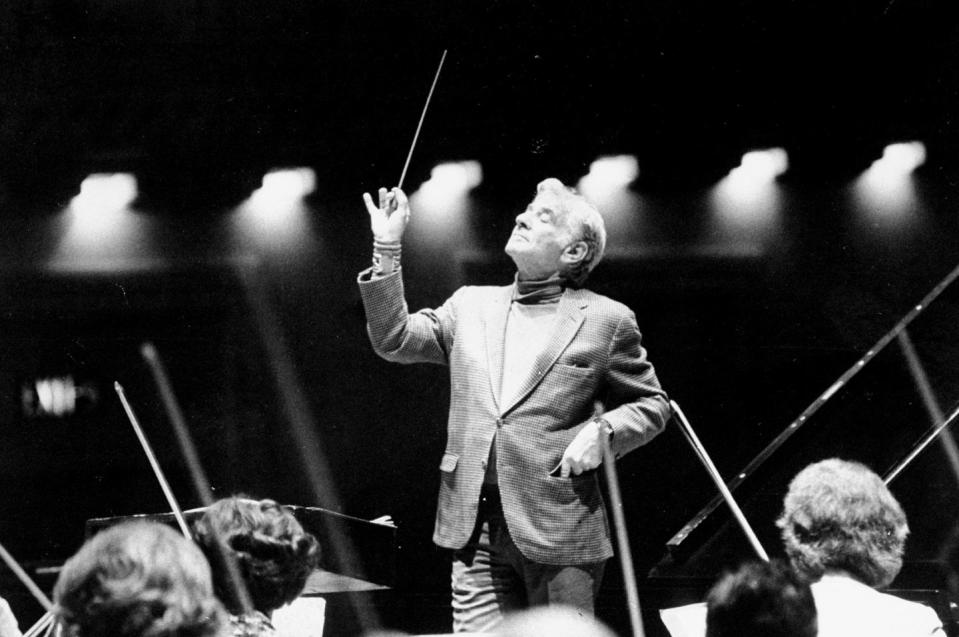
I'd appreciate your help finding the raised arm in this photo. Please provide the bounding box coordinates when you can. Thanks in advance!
[358,186,456,366]
[363,186,410,279]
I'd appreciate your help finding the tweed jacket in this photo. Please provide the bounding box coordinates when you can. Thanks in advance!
[358,268,671,565]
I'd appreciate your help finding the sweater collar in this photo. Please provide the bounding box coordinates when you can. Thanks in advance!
[512,273,566,305]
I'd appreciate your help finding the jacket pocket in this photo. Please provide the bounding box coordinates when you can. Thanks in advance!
[439,452,459,473]
[552,362,597,379]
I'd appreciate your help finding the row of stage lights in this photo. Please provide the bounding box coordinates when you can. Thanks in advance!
[58,140,927,267]
[70,140,928,219]
[406,141,928,239]
[71,167,318,219]
[29,142,932,406]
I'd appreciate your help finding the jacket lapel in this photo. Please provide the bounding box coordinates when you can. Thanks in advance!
[484,285,514,412]
[500,288,589,415]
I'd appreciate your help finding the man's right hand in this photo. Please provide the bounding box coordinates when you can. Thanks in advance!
[363,186,410,243]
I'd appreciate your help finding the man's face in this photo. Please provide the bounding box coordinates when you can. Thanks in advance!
[504,193,576,279]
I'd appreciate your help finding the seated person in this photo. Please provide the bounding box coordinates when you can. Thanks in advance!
[53,520,225,637]
[777,458,945,637]
[705,559,816,637]
[661,458,945,637]
[192,497,320,637]
[0,596,20,637]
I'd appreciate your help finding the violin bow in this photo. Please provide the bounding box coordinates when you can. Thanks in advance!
[670,400,770,562]
[0,542,53,613]
[600,429,647,637]
[0,540,56,637]
[114,381,192,538]
[138,342,255,615]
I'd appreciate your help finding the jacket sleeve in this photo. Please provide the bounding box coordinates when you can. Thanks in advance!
[601,310,672,457]
[358,268,458,366]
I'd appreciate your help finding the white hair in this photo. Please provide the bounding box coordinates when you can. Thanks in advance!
[535,177,607,287]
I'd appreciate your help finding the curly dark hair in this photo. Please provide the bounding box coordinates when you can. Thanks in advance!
[193,497,320,616]
[706,559,817,637]
[777,458,909,588]
[53,521,225,637]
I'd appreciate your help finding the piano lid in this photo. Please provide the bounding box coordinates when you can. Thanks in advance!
[653,262,959,587]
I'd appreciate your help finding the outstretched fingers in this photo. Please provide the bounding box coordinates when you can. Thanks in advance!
[362,192,379,217]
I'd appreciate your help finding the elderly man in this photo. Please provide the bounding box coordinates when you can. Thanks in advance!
[358,178,671,632]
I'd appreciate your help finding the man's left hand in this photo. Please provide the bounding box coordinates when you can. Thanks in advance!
[558,420,609,477]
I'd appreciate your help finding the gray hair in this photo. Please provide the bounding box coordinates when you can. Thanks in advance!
[54,521,225,637]
[535,178,607,287]
[777,458,909,588]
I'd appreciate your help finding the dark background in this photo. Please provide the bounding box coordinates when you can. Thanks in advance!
[1,1,959,635]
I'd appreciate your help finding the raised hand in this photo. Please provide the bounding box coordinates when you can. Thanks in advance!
[363,186,410,243]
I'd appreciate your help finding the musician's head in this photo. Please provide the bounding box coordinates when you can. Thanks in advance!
[706,559,817,637]
[53,521,225,637]
[505,178,606,287]
[777,458,909,588]
[193,496,320,616]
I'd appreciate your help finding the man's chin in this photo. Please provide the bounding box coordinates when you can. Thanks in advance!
[504,245,523,267]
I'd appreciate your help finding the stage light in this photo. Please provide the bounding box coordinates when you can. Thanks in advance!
[21,375,99,418]
[249,168,316,209]
[414,161,482,203]
[410,161,482,216]
[50,172,148,269]
[872,141,926,176]
[714,148,787,203]
[862,141,926,183]
[730,148,788,184]
[69,173,138,222]
[574,155,641,244]
[716,148,788,195]
[710,148,787,240]
[408,161,481,246]
[577,155,639,192]
[233,168,317,251]
[853,141,926,223]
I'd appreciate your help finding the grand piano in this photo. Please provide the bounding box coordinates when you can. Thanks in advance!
[612,265,959,637]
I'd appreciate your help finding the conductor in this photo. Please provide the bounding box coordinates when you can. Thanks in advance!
[358,178,671,632]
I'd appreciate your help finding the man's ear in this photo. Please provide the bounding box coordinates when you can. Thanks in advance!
[561,240,589,266]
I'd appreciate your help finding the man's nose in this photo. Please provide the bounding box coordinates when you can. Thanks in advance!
[515,212,530,228]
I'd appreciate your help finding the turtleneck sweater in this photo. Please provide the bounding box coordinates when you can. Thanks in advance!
[485,274,566,486]
[512,274,565,305]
